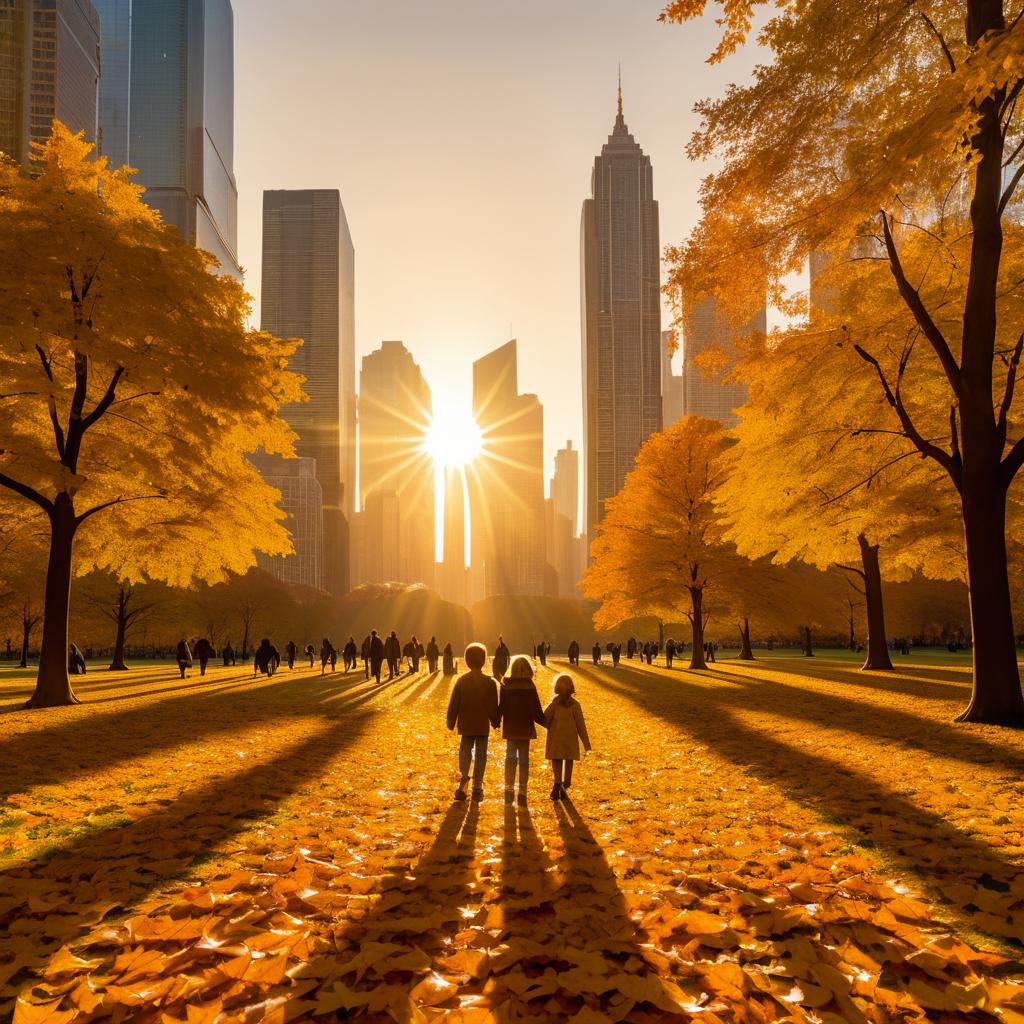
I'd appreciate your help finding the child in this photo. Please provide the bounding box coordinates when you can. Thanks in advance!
[497,655,545,807]
[446,643,499,801]
[544,674,592,801]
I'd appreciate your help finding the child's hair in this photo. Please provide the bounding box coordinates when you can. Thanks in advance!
[508,655,534,680]
[554,673,575,697]
[464,643,487,669]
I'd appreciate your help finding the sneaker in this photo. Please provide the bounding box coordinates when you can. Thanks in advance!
[471,786,484,801]
[504,789,514,805]
[517,792,528,808]
[454,787,467,802]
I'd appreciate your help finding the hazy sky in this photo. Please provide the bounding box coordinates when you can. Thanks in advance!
[233,1,757,493]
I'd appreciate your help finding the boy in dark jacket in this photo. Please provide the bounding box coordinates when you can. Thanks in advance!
[446,643,499,802]
[497,655,545,807]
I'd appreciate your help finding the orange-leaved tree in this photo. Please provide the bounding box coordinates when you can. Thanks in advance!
[0,125,303,708]
[660,0,1024,723]
[582,416,812,668]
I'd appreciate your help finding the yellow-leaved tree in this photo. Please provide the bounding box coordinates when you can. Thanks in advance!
[716,311,970,672]
[582,416,838,667]
[660,0,1024,723]
[0,125,303,708]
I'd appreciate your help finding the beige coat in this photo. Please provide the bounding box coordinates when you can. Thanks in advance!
[544,697,591,760]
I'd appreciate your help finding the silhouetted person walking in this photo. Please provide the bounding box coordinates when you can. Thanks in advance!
[254,638,280,677]
[305,643,315,668]
[193,637,214,677]
[492,635,510,681]
[426,636,440,673]
[222,641,236,667]
[442,642,456,676]
[285,640,297,670]
[568,639,580,666]
[320,638,334,675]
[497,655,545,807]
[447,643,499,803]
[343,637,357,672]
[385,631,401,679]
[369,630,385,684]
[68,643,87,675]
[176,638,192,679]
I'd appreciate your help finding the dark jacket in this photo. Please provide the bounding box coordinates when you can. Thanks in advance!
[492,642,510,678]
[194,638,214,661]
[384,634,401,660]
[447,670,499,735]
[255,642,280,674]
[370,635,385,663]
[497,678,545,740]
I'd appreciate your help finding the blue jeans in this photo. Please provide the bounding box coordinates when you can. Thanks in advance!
[504,739,531,790]
[459,734,488,785]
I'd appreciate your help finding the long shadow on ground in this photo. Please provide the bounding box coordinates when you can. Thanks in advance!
[581,663,1024,945]
[0,707,373,998]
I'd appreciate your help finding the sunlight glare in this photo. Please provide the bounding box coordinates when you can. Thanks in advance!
[423,407,483,467]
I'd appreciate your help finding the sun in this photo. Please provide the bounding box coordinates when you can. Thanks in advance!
[423,406,483,467]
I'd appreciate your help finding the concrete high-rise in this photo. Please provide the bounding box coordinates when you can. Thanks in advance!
[683,297,766,427]
[470,339,545,599]
[581,80,661,539]
[661,330,684,429]
[356,341,434,588]
[261,189,356,596]
[0,0,100,164]
[249,452,324,591]
[95,0,240,277]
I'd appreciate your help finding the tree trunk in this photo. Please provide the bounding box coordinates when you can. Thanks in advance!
[803,626,814,658]
[688,587,707,669]
[108,588,128,671]
[859,534,893,671]
[737,617,754,660]
[957,481,1024,723]
[848,611,856,652]
[26,497,80,708]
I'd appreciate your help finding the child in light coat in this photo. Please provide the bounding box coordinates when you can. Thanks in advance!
[544,674,592,801]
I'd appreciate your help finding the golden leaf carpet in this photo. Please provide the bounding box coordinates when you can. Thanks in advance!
[2,653,1024,1023]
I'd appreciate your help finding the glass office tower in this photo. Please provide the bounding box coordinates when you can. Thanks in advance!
[96,0,240,277]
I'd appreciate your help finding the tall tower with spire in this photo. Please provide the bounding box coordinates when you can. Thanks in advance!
[580,77,662,542]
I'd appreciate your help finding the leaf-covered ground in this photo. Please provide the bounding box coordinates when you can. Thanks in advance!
[2,653,1024,1023]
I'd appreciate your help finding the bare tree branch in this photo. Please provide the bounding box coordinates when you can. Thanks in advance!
[917,10,956,72]
[998,331,1024,451]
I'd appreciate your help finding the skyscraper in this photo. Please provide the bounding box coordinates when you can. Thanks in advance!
[580,79,662,539]
[0,0,100,164]
[249,452,324,591]
[96,0,239,277]
[92,0,129,166]
[261,189,356,597]
[683,297,765,427]
[356,341,434,588]
[661,330,684,428]
[470,339,545,599]
[549,441,579,598]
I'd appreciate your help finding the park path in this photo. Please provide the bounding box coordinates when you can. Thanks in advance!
[3,654,1024,1023]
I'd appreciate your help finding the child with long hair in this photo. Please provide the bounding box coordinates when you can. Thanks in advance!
[544,673,591,801]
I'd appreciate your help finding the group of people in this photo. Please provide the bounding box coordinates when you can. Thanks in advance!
[447,642,591,804]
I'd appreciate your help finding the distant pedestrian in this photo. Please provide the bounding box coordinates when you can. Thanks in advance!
[320,638,333,675]
[535,640,547,667]
[193,637,215,677]
[497,655,545,807]
[343,637,358,672]
[544,673,592,801]
[592,642,601,665]
[68,643,87,675]
[644,642,653,666]
[426,636,440,673]
[385,631,401,679]
[492,635,510,681]
[443,642,456,676]
[361,634,372,678]
[254,638,281,677]
[611,642,621,667]
[568,639,580,666]
[403,637,418,674]
[627,637,637,660]
[222,641,236,667]
[446,643,499,802]
[305,643,315,668]
[666,638,675,669]
[369,630,385,684]
[285,640,297,670]
[176,638,193,679]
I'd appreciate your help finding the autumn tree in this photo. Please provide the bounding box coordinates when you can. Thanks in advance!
[716,319,969,672]
[0,125,302,708]
[660,0,1024,722]
[78,573,163,671]
[583,416,807,669]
